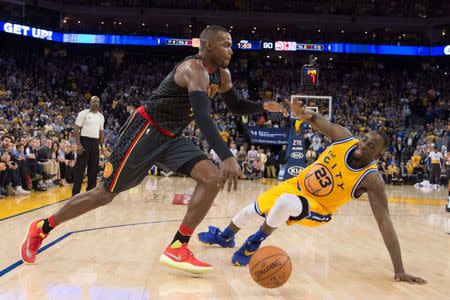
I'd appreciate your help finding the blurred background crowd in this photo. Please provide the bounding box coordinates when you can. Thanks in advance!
[0,43,448,198]
[0,0,448,198]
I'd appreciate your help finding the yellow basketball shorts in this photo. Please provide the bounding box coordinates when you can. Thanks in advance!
[255,178,332,227]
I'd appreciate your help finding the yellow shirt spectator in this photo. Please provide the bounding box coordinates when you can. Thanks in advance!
[406,164,414,175]
[219,130,229,143]
[425,133,435,144]
[411,155,421,168]
[259,152,267,164]
[387,164,399,175]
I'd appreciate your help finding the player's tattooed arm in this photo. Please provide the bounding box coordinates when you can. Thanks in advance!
[287,99,351,142]
[364,172,427,284]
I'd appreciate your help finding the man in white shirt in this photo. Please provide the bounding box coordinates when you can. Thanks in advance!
[427,146,443,186]
[72,96,105,196]
[229,142,238,157]
[247,145,258,163]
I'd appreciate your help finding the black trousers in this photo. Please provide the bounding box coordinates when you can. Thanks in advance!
[72,136,99,196]
[430,164,441,185]
[0,168,21,187]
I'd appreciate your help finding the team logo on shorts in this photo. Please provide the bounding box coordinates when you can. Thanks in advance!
[304,163,334,196]
[103,162,113,178]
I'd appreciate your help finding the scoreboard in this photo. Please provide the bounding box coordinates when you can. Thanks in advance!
[301,66,319,86]
[236,40,262,50]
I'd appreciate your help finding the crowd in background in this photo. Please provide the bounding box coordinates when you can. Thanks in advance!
[59,0,450,18]
[0,46,448,198]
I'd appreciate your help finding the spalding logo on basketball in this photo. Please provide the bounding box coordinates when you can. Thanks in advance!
[103,162,113,178]
[303,163,334,196]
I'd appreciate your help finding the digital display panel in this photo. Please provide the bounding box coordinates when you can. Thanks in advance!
[275,41,297,51]
[0,21,61,41]
[165,38,192,46]
[301,67,319,86]
[235,40,262,50]
[297,43,325,51]
[0,21,447,56]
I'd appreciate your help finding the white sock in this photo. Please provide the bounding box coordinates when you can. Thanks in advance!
[266,193,305,228]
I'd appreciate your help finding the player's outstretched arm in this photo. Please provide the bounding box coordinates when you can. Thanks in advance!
[287,99,351,142]
[219,68,288,116]
[364,172,427,284]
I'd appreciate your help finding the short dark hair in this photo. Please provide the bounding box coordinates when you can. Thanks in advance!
[1,135,13,142]
[199,25,229,41]
[375,130,390,148]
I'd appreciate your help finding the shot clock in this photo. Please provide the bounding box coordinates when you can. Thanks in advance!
[301,66,319,86]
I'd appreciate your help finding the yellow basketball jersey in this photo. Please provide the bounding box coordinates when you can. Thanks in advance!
[288,137,378,213]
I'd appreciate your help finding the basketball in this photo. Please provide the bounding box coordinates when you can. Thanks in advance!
[249,246,292,288]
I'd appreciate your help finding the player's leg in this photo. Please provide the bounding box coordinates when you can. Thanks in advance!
[20,110,158,264]
[198,202,262,247]
[232,193,308,266]
[160,157,220,273]
[20,181,118,264]
[179,159,221,230]
[156,137,223,273]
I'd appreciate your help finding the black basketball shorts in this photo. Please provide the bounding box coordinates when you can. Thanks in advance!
[103,107,208,193]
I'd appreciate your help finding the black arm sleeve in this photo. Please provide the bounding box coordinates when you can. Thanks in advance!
[220,86,265,115]
[189,91,233,161]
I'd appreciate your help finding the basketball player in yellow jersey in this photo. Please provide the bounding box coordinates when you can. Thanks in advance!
[199,100,426,284]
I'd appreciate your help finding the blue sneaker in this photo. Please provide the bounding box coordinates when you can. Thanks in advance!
[198,226,235,248]
[232,236,262,266]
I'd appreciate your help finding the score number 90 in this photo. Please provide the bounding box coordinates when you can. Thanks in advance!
[262,42,273,49]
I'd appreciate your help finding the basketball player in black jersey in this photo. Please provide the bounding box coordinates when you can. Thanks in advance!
[20,25,286,273]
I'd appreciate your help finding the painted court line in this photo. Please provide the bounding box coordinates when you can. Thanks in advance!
[0,198,70,222]
[0,217,230,278]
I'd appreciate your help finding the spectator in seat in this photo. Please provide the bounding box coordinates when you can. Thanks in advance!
[378,161,389,183]
[247,145,258,163]
[36,138,59,185]
[265,148,277,178]
[387,162,402,185]
[236,146,247,167]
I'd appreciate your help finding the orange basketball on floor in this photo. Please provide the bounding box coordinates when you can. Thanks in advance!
[249,246,292,288]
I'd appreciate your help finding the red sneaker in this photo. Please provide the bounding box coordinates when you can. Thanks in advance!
[20,220,48,264]
[160,241,213,274]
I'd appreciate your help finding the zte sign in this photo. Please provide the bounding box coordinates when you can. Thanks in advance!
[2,22,53,40]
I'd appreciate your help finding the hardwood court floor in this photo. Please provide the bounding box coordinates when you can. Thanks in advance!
[0,176,449,300]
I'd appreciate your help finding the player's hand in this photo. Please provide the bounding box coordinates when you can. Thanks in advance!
[77,145,85,155]
[219,157,245,192]
[394,272,427,284]
[263,101,289,117]
[285,99,313,120]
